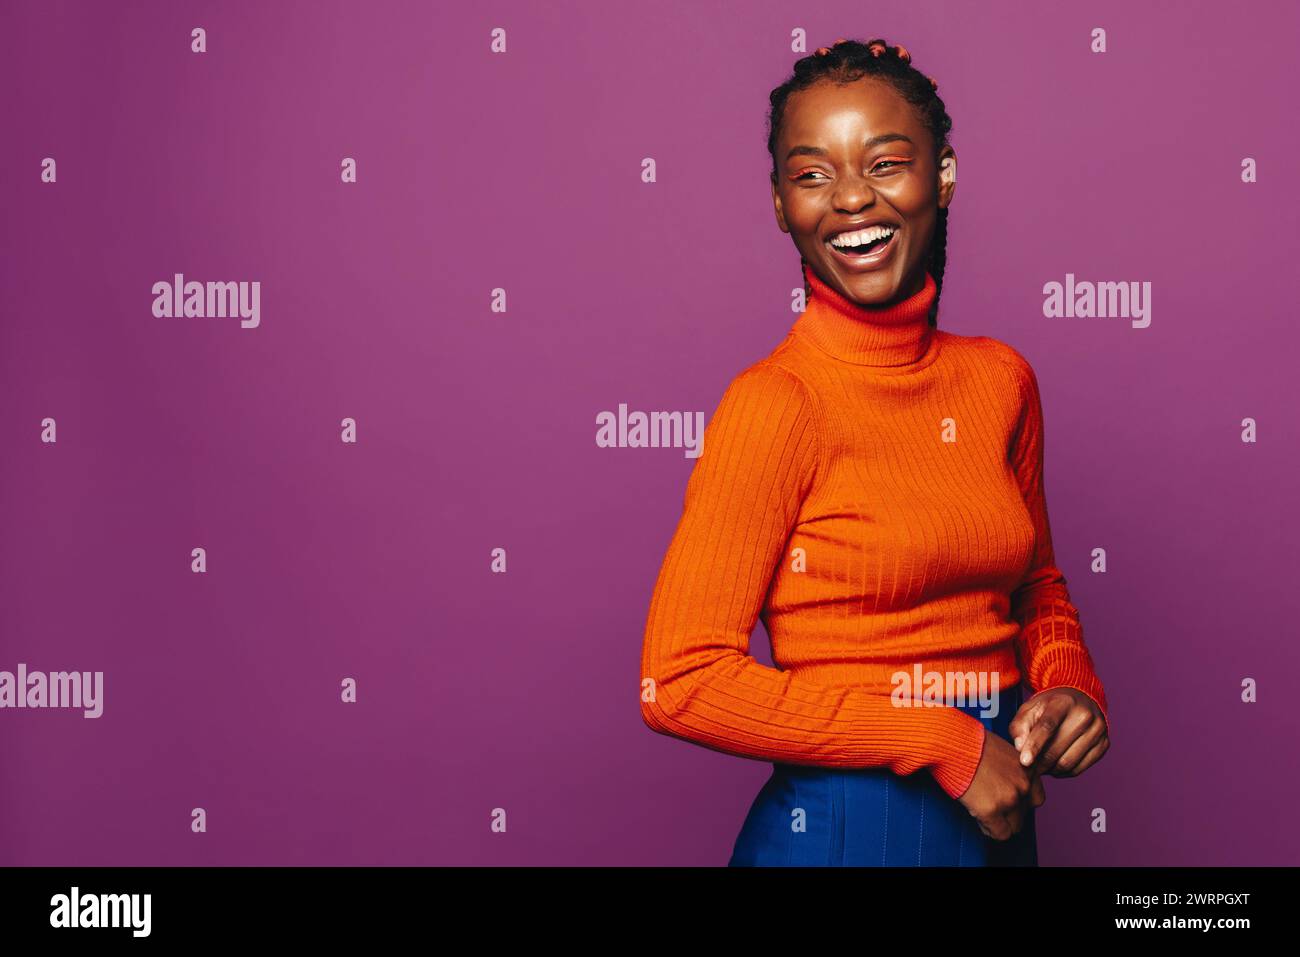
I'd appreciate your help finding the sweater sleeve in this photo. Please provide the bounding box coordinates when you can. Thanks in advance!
[1005,351,1110,732]
[640,360,989,800]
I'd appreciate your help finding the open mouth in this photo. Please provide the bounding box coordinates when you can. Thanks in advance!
[827,226,898,260]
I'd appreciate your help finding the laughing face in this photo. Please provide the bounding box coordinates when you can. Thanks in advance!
[771,76,956,306]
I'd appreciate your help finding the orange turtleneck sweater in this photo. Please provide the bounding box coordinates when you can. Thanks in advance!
[640,264,1108,799]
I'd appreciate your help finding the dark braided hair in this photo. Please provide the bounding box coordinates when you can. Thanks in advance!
[767,37,952,327]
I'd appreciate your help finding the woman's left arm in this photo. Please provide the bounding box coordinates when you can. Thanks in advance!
[1002,348,1110,777]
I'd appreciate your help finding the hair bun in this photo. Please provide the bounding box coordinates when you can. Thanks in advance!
[814,37,850,57]
[807,38,934,88]
[864,39,913,64]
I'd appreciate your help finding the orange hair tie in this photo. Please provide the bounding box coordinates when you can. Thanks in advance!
[813,38,930,86]
[815,37,850,57]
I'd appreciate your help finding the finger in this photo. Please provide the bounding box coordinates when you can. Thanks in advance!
[1008,698,1044,749]
[1004,803,1024,839]
[1034,709,1092,775]
[1068,735,1110,776]
[1010,692,1051,750]
[1019,698,1066,767]
[1048,718,1103,776]
[1029,771,1046,808]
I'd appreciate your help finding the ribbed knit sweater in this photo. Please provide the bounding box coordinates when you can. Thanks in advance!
[640,263,1109,800]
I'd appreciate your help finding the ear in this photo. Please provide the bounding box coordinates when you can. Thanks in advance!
[936,147,957,211]
[771,174,790,233]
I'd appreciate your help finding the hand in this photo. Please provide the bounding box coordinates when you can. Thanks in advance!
[955,728,1046,841]
[1008,687,1109,778]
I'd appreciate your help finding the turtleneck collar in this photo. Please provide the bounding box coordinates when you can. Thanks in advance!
[791,262,939,370]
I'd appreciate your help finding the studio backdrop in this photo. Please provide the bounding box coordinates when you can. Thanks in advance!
[1,0,1296,865]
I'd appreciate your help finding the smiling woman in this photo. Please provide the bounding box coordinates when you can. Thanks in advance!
[640,37,1111,867]
[767,41,954,317]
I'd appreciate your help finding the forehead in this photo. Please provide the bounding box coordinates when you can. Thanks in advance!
[779,77,924,149]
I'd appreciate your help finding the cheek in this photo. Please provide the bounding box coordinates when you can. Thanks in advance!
[905,215,935,251]
[783,199,823,237]
[890,191,931,223]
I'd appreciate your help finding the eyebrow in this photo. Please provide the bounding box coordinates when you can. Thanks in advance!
[785,133,914,161]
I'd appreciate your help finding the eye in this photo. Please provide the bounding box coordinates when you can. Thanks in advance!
[795,160,908,181]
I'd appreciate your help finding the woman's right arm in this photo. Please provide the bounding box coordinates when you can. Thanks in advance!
[639,360,988,800]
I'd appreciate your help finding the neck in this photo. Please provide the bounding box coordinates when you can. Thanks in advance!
[792,262,938,368]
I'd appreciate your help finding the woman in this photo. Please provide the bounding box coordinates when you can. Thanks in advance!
[640,38,1110,866]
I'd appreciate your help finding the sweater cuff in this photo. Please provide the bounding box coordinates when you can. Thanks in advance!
[927,706,989,800]
[1022,640,1109,729]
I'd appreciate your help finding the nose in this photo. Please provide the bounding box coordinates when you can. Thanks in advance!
[831,168,878,213]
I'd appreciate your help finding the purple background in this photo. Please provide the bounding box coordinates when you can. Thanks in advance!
[2,0,1297,866]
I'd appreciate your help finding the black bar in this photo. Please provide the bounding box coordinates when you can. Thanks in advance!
[0,865,1287,942]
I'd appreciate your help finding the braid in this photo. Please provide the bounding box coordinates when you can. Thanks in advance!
[769,37,953,327]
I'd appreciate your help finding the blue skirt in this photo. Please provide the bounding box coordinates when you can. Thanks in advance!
[728,682,1037,866]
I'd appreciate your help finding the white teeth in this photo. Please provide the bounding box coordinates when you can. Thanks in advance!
[830,225,896,248]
